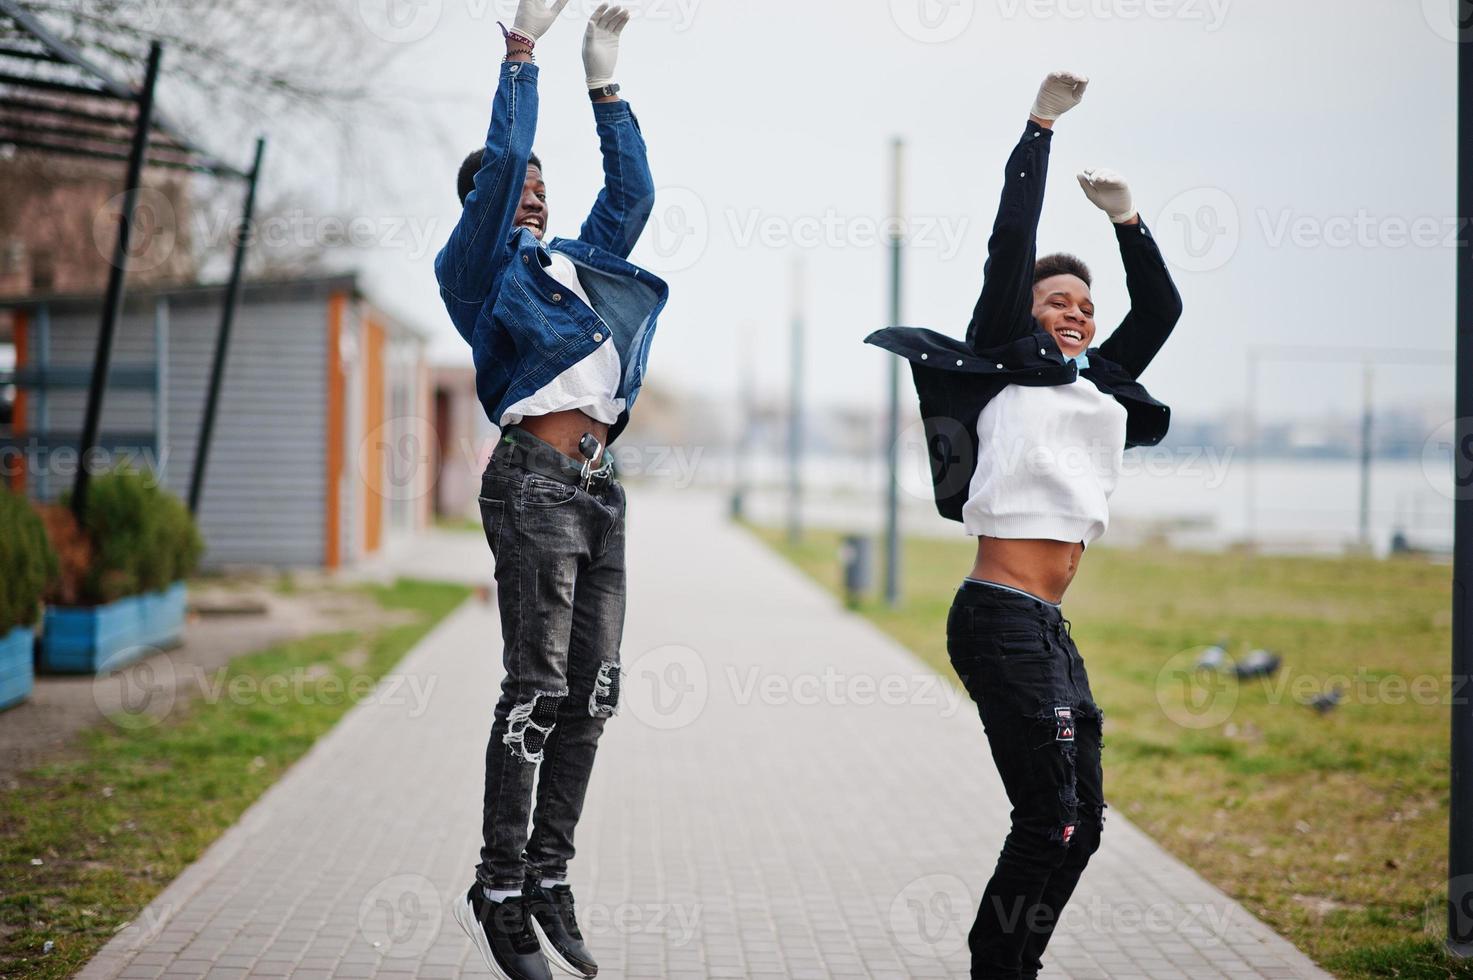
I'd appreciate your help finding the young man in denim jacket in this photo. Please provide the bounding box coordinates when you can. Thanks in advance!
[435,3,668,978]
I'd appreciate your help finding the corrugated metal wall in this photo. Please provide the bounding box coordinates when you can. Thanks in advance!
[30,292,328,568]
[337,296,360,567]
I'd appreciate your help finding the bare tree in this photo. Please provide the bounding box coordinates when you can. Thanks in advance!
[4,1,431,283]
[19,1,387,148]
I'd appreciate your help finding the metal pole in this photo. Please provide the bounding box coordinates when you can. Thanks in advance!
[786,258,804,547]
[72,40,161,517]
[884,137,905,607]
[154,297,168,488]
[1244,349,1258,551]
[1449,20,1473,957]
[1358,362,1372,551]
[189,136,265,515]
[34,303,49,501]
[730,322,755,522]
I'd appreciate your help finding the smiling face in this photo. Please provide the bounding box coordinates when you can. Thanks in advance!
[514,164,547,239]
[1031,273,1095,357]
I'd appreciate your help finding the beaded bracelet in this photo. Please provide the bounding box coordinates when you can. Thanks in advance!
[497,21,536,50]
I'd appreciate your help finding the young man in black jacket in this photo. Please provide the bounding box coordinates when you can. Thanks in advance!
[867,71,1183,980]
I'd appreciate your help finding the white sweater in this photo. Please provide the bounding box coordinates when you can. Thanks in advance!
[961,373,1128,549]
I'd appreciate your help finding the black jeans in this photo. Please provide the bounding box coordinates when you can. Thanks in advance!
[946,580,1106,980]
[475,433,626,891]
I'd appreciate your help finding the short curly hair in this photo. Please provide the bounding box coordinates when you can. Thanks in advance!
[458,150,542,207]
[1033,252,1091,287]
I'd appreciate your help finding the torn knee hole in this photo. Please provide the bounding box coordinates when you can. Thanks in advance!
[589,661,620,718]
[504,691,566,763]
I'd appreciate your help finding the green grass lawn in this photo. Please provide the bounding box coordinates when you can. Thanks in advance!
[435,514,483,535]
[747,524,1467,980]
[0,578,471,980]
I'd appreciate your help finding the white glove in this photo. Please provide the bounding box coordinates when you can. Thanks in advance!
[1077,168,1137,223]
[1031,70,1088,121]
[510,0,571,43]
[583,4,631,88]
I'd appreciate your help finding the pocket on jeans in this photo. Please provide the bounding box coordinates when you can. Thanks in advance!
[978,622,1049,660]
[477,496,504,556]
[945,603,973,638]
[523,475,578,508]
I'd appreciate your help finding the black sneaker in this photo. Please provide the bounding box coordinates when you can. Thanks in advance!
[523,878,598,978]
[453,883,552,980]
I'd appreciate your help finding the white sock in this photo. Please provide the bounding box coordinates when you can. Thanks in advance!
[484,886,520,904]
[540,878,563,889]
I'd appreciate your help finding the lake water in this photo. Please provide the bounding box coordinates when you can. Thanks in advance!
[643,450,1456,559]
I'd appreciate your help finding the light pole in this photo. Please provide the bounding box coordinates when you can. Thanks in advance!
[884,137,905,607]
[787,258,805,547]
[1448,20,1472,957]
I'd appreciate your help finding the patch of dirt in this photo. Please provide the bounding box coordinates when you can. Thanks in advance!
[0,577,421,780]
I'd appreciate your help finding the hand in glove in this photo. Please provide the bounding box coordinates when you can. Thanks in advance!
[508,0,571,45]
[1031,70,1088,121]
[1077,168,1138,224]
[583,4,632,88]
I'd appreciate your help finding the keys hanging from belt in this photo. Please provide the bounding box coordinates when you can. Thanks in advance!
[578,432,613,490]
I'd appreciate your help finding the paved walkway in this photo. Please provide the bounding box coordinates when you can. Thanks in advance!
[79,490,1332,980]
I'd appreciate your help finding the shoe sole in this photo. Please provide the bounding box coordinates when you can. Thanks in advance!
[452,894,523,980]
[529,915,596,979]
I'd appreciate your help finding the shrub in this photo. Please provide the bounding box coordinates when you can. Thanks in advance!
[155,486,204,585]
[50,470,203,606]
[0,487,59,632]
[36,504,95,606]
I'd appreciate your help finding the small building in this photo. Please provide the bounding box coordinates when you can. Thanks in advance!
[430,363,495,522]
[1,273,437,570]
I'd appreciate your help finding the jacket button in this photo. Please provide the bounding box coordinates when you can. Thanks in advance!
[920,353,928,360]
[995,363,1004,369]
[551,293,563,302]
[956,359,964,366]
[1040,349,1048,356]
[522,255,529,264]
[593,332,604,342]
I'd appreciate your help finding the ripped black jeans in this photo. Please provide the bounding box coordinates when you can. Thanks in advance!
[476,438,626,891]
[946,579,1106,980]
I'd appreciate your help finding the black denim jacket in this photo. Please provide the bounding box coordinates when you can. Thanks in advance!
[865,121,1184,523]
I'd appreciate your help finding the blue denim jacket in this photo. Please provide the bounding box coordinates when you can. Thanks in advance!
[434,61,669,445]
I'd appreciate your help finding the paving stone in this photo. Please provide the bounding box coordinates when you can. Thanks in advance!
[76,502,1333,979]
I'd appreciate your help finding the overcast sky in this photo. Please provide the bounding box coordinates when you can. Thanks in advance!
[320,0,1458,423]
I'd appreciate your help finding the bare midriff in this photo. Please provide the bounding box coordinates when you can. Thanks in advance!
[969,535,1085,605]
[512,409,610,464]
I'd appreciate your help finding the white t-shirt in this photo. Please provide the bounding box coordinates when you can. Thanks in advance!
[961,374,1128,549]
[498,251,625,428]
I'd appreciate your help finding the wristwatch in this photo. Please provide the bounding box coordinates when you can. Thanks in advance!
[588,83,621,101]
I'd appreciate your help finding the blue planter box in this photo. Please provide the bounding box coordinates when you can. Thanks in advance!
[138,581,188,649]
[41,581,188,674]
[0,625,35,710]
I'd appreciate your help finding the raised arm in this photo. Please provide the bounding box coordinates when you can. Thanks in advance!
[433,0,567,341]
[1076,168,1184,378]
[577,5,655,258]
[965,71,1088,352]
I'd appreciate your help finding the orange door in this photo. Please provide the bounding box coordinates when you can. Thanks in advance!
[362,317,385,554]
